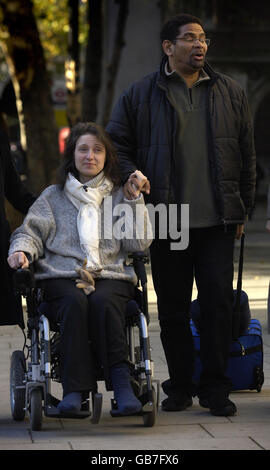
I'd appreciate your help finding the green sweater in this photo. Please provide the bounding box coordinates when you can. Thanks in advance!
[166,67,220,228]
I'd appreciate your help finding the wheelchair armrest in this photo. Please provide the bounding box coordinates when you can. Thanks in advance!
[13,267,35,295]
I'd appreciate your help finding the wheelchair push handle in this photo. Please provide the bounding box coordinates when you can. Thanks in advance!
[13,267,35,295]
[128,252,149,286]
[128,251,150,263]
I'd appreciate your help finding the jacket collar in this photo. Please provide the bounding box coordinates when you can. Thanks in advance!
[159,55,219,84]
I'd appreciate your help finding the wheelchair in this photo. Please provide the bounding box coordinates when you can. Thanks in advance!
[9,252,160,431]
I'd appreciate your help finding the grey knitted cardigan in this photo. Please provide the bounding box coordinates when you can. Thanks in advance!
[9,183,152,285]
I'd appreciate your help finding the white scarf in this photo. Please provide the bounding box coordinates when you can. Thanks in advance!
[64,172,113,271]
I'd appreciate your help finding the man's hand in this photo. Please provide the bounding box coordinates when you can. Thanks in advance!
[266,220,270,233]
[235,224,244,240]
[123,170,150,200]
[7,251,29,269]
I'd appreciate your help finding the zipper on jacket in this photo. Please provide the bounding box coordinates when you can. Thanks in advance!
[157,79,178,207]
[205,80,224,224]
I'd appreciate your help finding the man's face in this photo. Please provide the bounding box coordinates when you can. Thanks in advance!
[163,23,208,74]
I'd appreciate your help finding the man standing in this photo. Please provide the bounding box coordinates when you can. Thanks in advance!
[107,14,256,416]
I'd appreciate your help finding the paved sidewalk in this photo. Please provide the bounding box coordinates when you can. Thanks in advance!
[1,202,270,452]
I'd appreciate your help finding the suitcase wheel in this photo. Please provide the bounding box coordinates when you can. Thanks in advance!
[253,366,264,392]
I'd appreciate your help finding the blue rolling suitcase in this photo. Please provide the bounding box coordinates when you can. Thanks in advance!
[191,318,264,392]
[190,233,264,392]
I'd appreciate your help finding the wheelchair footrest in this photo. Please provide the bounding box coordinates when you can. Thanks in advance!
[110,408,142,418]
[45,394,90,419]
[110,393,154,417]
[45,404,91,419]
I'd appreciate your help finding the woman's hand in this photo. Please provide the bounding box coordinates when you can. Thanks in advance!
[124,170,150,200]
[7,251,29,269]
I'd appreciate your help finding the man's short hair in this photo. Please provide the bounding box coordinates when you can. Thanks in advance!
[160,13,204,43]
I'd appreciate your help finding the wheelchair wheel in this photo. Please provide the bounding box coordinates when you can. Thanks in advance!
[30,388,43,431]
[10,350,26,421]
[91,392,103,424]
[142,386,157,428]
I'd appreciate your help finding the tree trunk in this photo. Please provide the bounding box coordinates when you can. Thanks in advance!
[0,0,59,193]
[66,0,82,126]
[81,0,103,123]
[102,0,129,127]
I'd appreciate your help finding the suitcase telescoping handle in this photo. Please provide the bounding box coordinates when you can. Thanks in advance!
[232,232,245,340]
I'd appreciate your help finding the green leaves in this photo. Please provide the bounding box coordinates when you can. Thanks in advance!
[33,0,88,62]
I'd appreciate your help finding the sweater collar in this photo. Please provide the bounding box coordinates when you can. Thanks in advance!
[82,171,105,189]
[164,60,210,85]
[159,55,219,84]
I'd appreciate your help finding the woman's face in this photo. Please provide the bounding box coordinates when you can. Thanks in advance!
[74,133,106,183]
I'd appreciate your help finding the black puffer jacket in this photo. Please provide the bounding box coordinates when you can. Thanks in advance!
[107,56,256,224]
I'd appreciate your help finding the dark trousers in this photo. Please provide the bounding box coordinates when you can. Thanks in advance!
[41,278,135,395]
[150,224,236,397]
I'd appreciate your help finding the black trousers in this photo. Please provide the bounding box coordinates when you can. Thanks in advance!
[150,224,236,397]
[41,278,135,395]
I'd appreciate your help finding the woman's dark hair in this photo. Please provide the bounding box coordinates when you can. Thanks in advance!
[58,121,121,188]
[160,13,203,43]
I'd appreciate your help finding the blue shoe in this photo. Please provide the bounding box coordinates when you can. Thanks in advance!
[110,363,142,415]
[57,392,82,414]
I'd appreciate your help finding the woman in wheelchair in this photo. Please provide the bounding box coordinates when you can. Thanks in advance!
[8,122,152,416]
